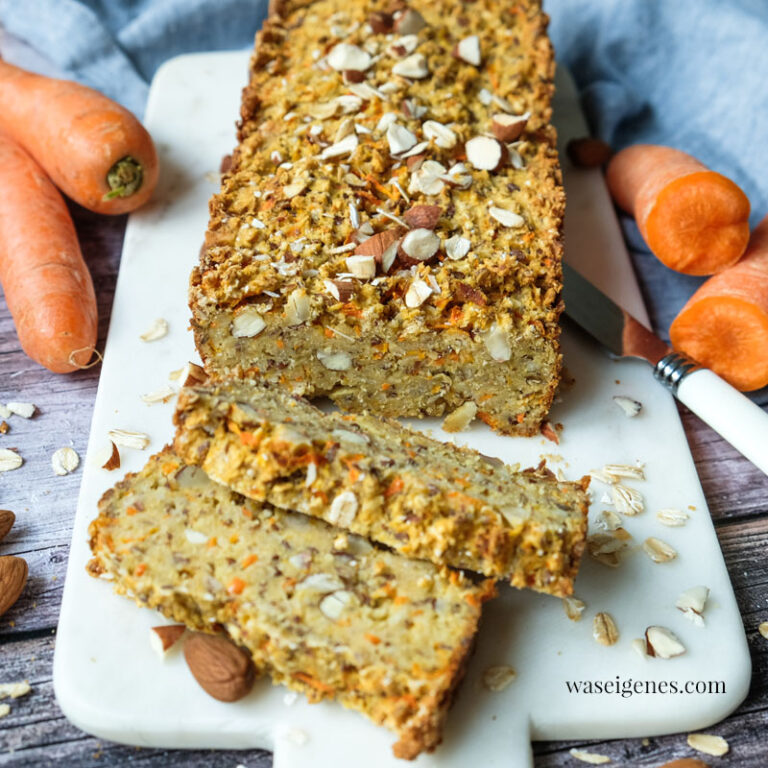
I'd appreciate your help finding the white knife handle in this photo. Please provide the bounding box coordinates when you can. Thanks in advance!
[655,353,768,475]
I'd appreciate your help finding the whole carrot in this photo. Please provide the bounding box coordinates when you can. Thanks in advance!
[606,145,750,275]
[0,132,97,373]
[670,213,768,391]
[0,59,158,215]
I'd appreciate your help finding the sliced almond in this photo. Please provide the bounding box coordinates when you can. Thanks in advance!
[657,508,689,527]
[404,278,433,308]
[569,749,611,765]
[139,318,169,342]
[491,112,529,142]
[334,116,355,143]
[328,490,358,527]
[483,323,510,362]
[368,11,393,33]
[150,625,186,656]
[51,446,80,476]
[231,307,266,338]
[108,429,150,450]
[465,135,503,171]
[562,596,586,622]
[423,120,457,149]
[317,349,352,371]
[335,94,364,114]
[482,665,516,692]
[285,289,311,326]
[593,612,619,646]
[377,112,398,133]
[320,132,359,160]
[327,43,371,72]
[345,254,376,279]
[0,449,23,473]
[393,8,426,35]
[387,122,418,154]
[645,626,686,658]
[643,537,677,563]
[445,162,472,189]
[6,402,35,419]
[400,228,440,261]
[676,585,709,625]
[613,395,642,417]
[687,733,728,757]
[392,53,429,79]
[403,204,442,230]
[140,385,176,405]
[455,35,481,66]
[324,279,357,303]
[354,229,403,262]
[442,401,477,433]
[309,101,339,121]
[631,637,648,659]
[283,179,307,199]
[444,234,471,260]
[102,441,121,471]
[402,97,427,119]
[408,159,447,195]
[488,205,524,228]
[319,589,355,620]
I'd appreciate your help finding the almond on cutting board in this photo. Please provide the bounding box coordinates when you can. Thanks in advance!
[0,510,14,543]
[184,631,258,702]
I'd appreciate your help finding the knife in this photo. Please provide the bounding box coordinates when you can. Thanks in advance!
[562,263,768,475]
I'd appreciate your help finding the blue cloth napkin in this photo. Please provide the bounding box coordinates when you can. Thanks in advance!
[2,0,766,399]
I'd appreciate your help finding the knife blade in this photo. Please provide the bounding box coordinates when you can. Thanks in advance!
[562,263,768,475]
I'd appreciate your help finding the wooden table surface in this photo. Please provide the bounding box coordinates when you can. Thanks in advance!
[0,203,766,767]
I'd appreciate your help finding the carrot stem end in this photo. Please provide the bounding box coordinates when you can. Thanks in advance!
[104,156,143,200]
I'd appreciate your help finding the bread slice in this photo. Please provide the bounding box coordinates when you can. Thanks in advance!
[88,450,495,760]
[173,380,589,596]
[190,0,564,436]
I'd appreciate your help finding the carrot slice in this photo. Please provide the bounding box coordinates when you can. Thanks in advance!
[606,145,750,275]
[670,214,768,391]
[0,131,97,373]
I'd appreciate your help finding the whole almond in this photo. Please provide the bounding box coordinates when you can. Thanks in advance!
[184,632,257,702]
[0,510,14,543]
[566,137,613,167]
[0,556,28,617]
[404,204,442,230]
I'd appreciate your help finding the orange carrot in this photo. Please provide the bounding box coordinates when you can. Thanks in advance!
[0,132,97,373]
[606,145,750,275]
[0,59,158,215]
[670,213,768,391]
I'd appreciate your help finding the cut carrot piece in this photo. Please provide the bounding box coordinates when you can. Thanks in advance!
[670,214,768,391]
[606,145,750,275]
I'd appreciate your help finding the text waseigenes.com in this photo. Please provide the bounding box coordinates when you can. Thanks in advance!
[565,678,726,698]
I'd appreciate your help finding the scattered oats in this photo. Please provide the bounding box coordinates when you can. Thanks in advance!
[590,469,616,485]
[489,205,525,228]
[613,395,642,417]
[657,508,689,527]
[594,509,622,531]
[676,586,709,626]
[593,612,619,646]
[423,120,457,149]
[442,401,477,433]
[456,35,481,66]
[108,429,150,450]
[345,254,376,279]
[392,53,429,79]
[6,402,36,419]
[603,463,645,481]
[317,349,352,371]
[387,122,418,154]
[600,492,612,504]
[140,385,176,405]
[285,288,311,326]
[760,622,768,639]
[320,132,359,159]
[643,537,677,563]
[401,228,440,261]
[587,532,627,568]
[327,43,371,72]
[286,727,309,746]
[444,234,471,260]
[51,446,80,476]
[231,307,266,338]
[0,681,30,699]
[645,626,686,658]
[687,734,729,757]
[631,638,648,659]
[483,323,511,362]
[482,665,516,691]
[305,462,318,487]
[319,589,354,620]
[0,449,23,473]
[562,596,586,622]
[611,483,644,516]
[569,748,611,764]
[0,704,9,719]
[405,278,433,308]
